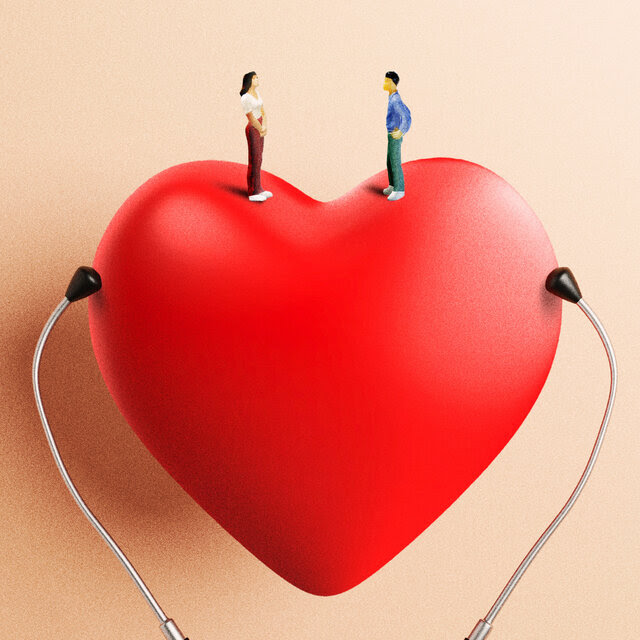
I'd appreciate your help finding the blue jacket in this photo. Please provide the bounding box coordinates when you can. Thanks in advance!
[386,92,411,134]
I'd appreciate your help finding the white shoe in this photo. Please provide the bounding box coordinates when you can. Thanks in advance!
[259,191,273,198]
[387,191,405,201]
[249,193,268,202]
[383,186,394,195]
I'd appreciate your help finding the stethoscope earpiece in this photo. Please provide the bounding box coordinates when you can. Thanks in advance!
[545,266,582,303]
[65,266,102,302]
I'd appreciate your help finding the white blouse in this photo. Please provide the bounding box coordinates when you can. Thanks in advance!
[241,91,263,119]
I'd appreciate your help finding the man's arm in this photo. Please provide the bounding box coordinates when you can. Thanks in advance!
[400,103,411,134]
[399,105,411,135]
[390,97,410,139]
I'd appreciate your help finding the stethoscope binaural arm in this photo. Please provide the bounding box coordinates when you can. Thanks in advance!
[464,267,618,640]
[32,267,190,640]
[33,266,617,640]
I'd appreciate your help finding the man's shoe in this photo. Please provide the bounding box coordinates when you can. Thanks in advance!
[249,193,268,202]
[383,185,394,195]
[387,191,405,201]
[260,191,273,198]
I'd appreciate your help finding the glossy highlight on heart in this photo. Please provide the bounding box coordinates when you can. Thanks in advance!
[88,159,561,595]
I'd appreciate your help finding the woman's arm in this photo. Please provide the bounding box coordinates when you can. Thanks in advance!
[260,106,267,136]
[246,112,265,134]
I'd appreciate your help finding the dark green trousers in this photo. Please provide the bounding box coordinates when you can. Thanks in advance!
[386,133,404,191]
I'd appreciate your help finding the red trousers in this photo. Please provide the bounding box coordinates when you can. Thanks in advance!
[245,117,264,196]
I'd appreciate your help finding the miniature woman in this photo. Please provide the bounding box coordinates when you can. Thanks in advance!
[240,72,273,202]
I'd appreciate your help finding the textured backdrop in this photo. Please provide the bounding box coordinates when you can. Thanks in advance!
[1,2,638,638]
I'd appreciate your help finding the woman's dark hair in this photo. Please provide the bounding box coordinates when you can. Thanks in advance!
[240,71,257,96]
[385,71,400,86]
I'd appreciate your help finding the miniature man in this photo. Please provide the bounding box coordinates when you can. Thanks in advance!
[382,71,411,201]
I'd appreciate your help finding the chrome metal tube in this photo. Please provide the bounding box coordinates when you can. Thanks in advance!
[160,619,189,640]
[479,296,617,631]
[32,297,170,625]
[466,619,492,640]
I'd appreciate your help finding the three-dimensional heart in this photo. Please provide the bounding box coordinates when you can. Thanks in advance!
[88,159,561,595]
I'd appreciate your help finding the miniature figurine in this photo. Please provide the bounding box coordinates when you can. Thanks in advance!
[382,71,411,201]
[240,71,273,202]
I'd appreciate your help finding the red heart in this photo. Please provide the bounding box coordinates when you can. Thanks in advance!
[88,159,561,595]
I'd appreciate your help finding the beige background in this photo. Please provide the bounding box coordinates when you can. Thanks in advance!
[1,2,639,638]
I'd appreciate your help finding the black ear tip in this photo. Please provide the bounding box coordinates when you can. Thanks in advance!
[65,266,102,302]
[545,267,582,303]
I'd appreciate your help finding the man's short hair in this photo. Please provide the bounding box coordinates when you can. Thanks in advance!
[385,71,400,86]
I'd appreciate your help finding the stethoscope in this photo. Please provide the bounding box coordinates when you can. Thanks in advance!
[32,265,617,640]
